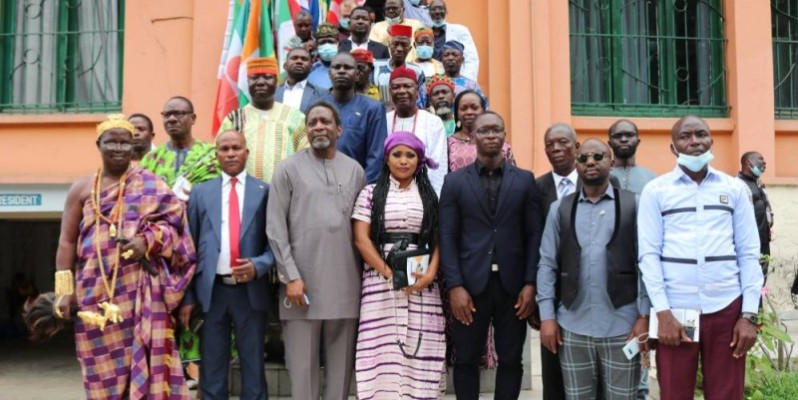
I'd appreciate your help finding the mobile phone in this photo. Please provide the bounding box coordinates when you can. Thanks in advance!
[622,339,640,360]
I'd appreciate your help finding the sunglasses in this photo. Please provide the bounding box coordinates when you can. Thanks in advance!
[576,152,608,164]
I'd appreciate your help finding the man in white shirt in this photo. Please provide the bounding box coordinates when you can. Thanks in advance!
[276,47,323,114]
[428,0,480,81]
[386,66,447,195]
[182,130,274,400]
[638,115,762,400]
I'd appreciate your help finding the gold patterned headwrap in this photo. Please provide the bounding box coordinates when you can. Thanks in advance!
[96,114,134,138]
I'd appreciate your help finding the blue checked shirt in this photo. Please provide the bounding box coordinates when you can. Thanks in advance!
[638,165,763,315]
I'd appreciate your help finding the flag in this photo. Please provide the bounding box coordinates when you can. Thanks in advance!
[212,0,276,135]
[274,0,302,31]
[326,0,365,26]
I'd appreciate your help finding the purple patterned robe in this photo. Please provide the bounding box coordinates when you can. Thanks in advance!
[74,167,196,399]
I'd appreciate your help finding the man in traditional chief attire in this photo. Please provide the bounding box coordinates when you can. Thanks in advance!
[266,102,366,400]
[220,57,308,183]
[53,114,197,399]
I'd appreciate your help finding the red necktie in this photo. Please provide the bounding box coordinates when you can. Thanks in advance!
[229,176,241,267]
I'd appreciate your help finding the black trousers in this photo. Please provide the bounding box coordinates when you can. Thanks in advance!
[541,344,566,400]
[452,273,528,400]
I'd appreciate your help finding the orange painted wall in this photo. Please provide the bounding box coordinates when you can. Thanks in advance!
[0,0,796,184]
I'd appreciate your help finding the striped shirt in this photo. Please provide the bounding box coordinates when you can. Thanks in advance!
[637,165,763,314]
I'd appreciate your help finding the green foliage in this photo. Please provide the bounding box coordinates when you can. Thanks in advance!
[747,370,798,399]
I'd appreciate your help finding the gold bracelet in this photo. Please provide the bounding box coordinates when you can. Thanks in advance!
[55,270,74,297]
[54,270,74,318]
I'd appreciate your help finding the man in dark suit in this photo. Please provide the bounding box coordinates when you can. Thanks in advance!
[534,122,619,400]
[276,47,323,114]
[180,129,274,400]
[440,111,543,400]
[339,6,390,59]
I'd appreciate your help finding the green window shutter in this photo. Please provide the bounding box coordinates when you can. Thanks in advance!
[773,0,798,119]
[570,0,728,117]
[0,0,125,114]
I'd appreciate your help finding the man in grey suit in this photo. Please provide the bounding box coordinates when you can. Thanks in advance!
[180,129,274,400]
[275,47,323,114]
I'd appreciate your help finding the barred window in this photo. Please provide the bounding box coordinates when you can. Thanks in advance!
[570,0,728,117]
[773,0,798,119]
[0,0,125,113]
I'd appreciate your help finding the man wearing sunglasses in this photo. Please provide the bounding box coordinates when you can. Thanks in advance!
[533,124,620,400]
[537,138,650,399]
[638,116,762,399]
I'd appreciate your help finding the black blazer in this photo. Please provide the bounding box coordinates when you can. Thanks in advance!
[338,39,391,60]
[439,162,543,296]
[536,171,621,218]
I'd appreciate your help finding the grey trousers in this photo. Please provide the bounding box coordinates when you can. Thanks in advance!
[560,329,640,400]
[282,319,358,400]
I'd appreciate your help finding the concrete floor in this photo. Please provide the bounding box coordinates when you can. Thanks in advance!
[0,330,545,400]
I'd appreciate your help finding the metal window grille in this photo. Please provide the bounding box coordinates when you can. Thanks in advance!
[773,0,798,119]
[570,0,728,117]
[0,0,125,113]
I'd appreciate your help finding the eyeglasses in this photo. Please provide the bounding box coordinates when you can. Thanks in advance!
[576,152,608,164]
[161,110,193,119]
[101,141,133,151]
[474,127,505,136]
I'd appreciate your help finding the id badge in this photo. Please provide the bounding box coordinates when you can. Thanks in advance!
[172,176,192,201]
[406,254,430,286]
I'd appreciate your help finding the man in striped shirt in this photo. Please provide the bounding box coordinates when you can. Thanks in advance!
[637,115,763,400]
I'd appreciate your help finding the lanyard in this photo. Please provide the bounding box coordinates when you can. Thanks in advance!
[392,110,418,135]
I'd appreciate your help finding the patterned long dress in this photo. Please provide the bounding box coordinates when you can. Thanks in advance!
[352,179,446,399]
[74,167,196,399]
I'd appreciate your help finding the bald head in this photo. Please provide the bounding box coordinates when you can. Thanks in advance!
[576,138,613,187]
[544,123,580,175]
[671,115,708,141]
[545,123,578,143]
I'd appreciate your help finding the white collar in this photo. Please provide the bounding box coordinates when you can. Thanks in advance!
[552,168,578,187]
[222,170,247,185]
[286,78,308,90]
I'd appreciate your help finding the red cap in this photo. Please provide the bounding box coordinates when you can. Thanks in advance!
[389,24,413,38]
[390,66,417,82]
[351,49,374,64]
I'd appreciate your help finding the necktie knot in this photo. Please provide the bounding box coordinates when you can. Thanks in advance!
[558,178,573,198]
[230,176,238,185]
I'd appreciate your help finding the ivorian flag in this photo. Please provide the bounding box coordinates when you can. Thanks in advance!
[212,0,276,135]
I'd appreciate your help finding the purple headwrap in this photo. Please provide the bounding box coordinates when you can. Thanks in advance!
[384,131,439,174]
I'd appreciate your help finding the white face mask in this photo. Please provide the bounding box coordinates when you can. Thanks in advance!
[676,150,714,172]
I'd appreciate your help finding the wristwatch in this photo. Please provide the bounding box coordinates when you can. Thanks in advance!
[741,312,758,325]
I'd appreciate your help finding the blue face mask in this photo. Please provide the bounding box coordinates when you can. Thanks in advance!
[318,43,339,62]
[751,164,763,177]
[385,16,402,24]
[432,19,446,28]
[416,45,434,60]
[339,18,350,30]
[676,150,714,173]
[409,0,422,6]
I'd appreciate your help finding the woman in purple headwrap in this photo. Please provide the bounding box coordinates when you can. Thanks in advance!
[351,132,446,399]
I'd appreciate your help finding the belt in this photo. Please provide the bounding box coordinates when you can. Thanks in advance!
[380,233,420,245]
[491,263,499,272]
[215,274,238,286]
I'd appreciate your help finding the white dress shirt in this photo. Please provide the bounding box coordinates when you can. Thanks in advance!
[217,170,247,275]
[552,169,578,199]
[348,36,369,51]
[638,166,763,314]
[282,79,307,111]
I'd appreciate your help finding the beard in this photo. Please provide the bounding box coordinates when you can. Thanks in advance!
[612,145,637,159]
[311,137,331,150]
[434,106,452,116]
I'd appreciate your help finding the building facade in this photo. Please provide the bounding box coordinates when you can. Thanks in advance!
[0,0,796,310]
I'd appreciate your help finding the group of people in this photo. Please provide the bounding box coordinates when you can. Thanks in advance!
[36,1,775,400]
